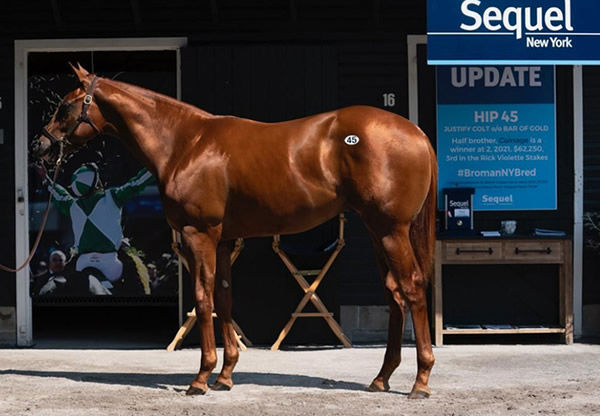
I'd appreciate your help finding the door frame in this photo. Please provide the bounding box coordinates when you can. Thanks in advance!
[406,34,584,339]
[14,37,187,346]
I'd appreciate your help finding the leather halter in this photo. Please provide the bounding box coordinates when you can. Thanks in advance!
[41,75,100,151]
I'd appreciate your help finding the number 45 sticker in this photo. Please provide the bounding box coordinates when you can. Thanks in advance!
[344,135,360,145]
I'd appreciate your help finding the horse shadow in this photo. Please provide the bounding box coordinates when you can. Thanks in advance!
[0,369,384,393]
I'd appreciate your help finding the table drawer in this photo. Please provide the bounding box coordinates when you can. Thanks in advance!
[443,242,503,262]
[503,241,563,262]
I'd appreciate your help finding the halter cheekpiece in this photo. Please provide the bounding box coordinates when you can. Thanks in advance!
[41,75,100,151]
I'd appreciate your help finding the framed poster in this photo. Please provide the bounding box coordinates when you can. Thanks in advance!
[27,51,179,300]
[436,65,557,210]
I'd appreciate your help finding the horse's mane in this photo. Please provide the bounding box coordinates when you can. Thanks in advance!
[100,77,213,118]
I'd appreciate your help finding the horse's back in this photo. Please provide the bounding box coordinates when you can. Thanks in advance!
[181,106,435,238]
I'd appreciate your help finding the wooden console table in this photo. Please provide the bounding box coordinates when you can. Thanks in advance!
[433,238,573,346]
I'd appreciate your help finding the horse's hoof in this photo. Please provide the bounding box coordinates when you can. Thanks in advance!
[366,380,390,392]
[186,384,208,396]
[210,380,233,391]
[408,388,431,399]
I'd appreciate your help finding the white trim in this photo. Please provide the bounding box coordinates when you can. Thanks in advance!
[573,65,584,339]
[428,32,514,36]
[428,31,600,37]
[407,35,427,126]
[525,33,600,36]
[405,35,428,343]
[176,47,183,101]
[14,37,187,346]
[14,43,31,347]
[15,38,187,52]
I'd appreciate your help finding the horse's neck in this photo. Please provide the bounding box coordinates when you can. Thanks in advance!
[96,79,207,179]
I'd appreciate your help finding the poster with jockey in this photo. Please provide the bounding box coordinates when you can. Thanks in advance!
[27,51,179,299]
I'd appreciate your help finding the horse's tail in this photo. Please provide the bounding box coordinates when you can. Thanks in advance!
[409,145,437,283]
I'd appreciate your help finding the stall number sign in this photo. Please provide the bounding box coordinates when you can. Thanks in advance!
[436,65,557,211]
[428,0,600,64]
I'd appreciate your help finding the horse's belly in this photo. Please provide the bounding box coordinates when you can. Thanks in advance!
[221,195,343,240]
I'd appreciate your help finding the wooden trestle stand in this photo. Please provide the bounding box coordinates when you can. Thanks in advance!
[167,238,252,351]
[270,214,352,350]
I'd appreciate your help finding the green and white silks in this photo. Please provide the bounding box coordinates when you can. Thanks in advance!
[48,168,155,281]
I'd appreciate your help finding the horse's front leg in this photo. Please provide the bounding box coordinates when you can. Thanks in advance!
[180,225,220,396]
[211,240,239,391]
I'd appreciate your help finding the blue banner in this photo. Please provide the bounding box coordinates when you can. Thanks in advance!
[428,0,600,64]
[437,65,557,211]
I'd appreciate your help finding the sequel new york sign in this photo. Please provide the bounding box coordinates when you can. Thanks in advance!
[428,0,600,64]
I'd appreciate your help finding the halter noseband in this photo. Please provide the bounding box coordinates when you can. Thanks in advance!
[41,75,100,151]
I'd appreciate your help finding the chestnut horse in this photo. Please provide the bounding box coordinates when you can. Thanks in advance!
[32,64,437,399]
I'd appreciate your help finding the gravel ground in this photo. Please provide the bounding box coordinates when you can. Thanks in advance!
[1,343,599,415]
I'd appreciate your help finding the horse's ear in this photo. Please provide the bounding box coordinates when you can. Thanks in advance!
[69,62,92,87]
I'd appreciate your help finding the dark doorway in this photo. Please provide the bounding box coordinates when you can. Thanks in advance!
[28,50,179,346]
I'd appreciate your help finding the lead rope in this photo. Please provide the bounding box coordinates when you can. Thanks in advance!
[0,143,64,273]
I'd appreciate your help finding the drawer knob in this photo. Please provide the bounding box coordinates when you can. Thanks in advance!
[455,247,493,255]
[514,247,552,255]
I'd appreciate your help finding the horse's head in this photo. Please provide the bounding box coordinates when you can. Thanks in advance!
[31,63,106,166]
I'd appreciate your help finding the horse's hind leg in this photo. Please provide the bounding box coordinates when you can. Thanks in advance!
[179,226,220,395]
[211,240,239,391]
[367,235,407,393]
[373,225,435,398]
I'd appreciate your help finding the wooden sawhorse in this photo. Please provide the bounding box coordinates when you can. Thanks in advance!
[270,214,352,350]
[167,238,252,351]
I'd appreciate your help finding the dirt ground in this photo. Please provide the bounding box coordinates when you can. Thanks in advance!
[1,343,599,416]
